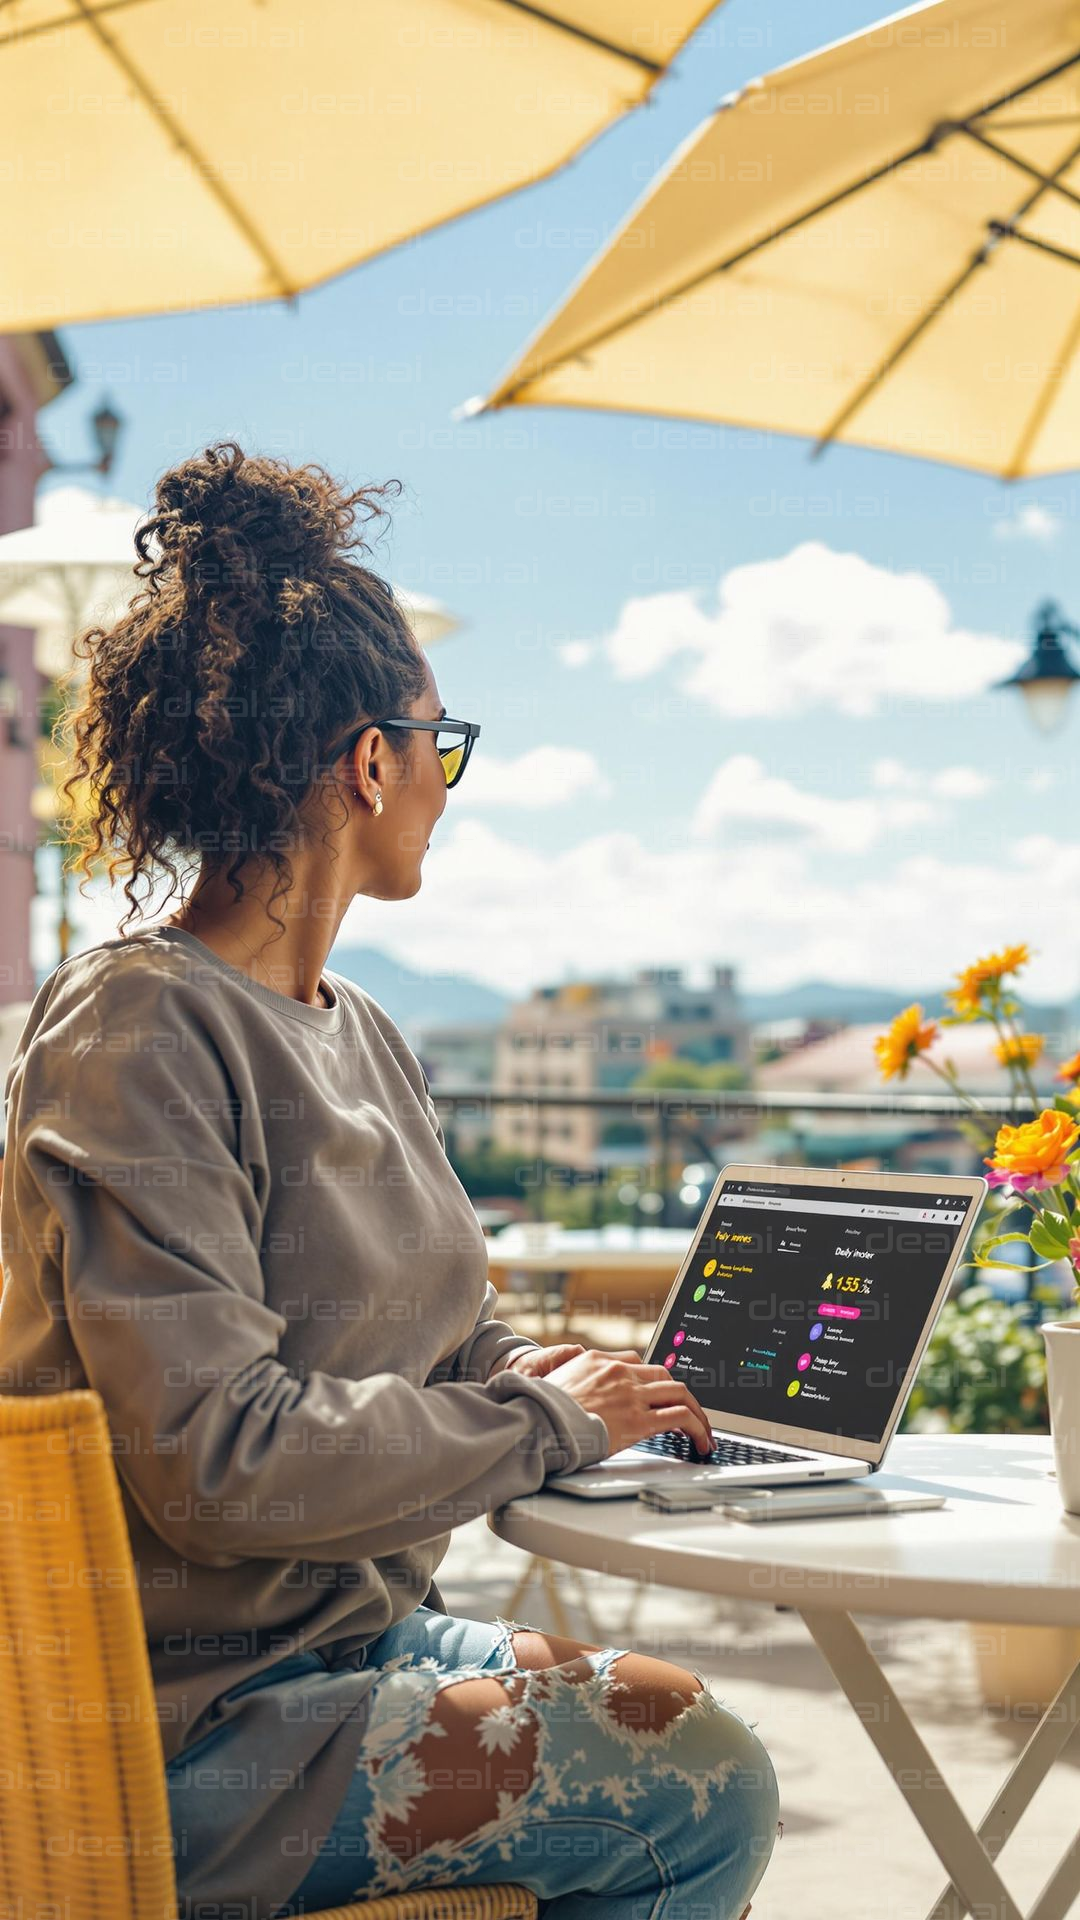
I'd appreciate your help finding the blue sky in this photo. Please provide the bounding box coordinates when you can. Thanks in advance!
[40,0,1080,1006]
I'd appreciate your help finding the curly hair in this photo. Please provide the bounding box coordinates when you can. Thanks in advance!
[60,440,428,932]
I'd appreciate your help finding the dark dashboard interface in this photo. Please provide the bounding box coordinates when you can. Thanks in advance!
[651,1179,977,1447]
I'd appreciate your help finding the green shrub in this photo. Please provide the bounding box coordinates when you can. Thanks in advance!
[902,1284,1049,1434]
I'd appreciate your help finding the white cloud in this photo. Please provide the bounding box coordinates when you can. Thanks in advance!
[691,755,931,854]
[992,505,1062,543]
[604,590,719,682]
[557,640,595,670]
[871,758,993,801]
[593,543,1021,718]
[331,819,1080,1001]
[458,746,611,809]
[54,822,1080,1005]
[929,767,994,801]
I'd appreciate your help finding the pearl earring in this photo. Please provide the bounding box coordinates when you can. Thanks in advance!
[373,791,384,816]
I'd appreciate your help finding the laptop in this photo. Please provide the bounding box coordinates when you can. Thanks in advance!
[550,1163,986,1499]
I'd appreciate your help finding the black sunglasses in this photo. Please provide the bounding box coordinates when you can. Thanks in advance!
[330,717,480,790]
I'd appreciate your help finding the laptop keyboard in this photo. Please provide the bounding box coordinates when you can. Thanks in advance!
[634,1431,808,1468]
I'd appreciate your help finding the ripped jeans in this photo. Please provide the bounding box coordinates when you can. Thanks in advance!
[269,1607,781,1920]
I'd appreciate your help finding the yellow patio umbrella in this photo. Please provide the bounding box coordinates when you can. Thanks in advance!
[4,0,719,329]
[462,0,1080,477]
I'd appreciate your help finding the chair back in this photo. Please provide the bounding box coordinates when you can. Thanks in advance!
[0,1388,176,1920]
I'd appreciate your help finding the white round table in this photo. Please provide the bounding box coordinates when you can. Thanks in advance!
[492,1435,1080,1920]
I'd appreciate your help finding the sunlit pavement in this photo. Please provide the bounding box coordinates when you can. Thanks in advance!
[439,1518,1080,1920]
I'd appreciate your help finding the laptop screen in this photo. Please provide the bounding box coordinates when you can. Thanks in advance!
[650,1177,980,1447]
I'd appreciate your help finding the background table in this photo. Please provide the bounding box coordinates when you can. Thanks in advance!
[486,1225,689,1334]
[492,1435,1080,1920]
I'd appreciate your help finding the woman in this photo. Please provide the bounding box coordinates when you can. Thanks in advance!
[0,443,779,1920]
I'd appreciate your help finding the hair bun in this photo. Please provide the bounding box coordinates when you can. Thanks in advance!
[141,440,363,602]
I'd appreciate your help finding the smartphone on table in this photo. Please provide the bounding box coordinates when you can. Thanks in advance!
[639,1483,946,1521]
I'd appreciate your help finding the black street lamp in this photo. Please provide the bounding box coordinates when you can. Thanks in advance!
[997,601,1080,734]
[88,401,123,473]
[42,396,124,477]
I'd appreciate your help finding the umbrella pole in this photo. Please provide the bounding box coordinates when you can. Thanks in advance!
[57,847,70,965]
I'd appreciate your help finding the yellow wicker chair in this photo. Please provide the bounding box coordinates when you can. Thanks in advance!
[0,1388,537,1920]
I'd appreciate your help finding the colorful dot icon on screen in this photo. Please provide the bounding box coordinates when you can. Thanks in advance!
[673,1330,686,1347]
[787,1381,801,1397]
[809,1322,823,1340]
[797,1352,812,1371]
[703,1259,717,1277]
[694,1284,707,1302]
[664,1352,678,1369]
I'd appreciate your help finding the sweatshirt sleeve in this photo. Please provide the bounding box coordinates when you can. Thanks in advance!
[416,1064,544,1385]
[10,984,608,1569]
[426,1279,542,1385]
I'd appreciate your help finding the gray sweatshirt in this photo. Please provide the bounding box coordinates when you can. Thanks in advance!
[0,926,608,1916]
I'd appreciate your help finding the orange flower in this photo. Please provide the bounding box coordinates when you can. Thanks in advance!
[1056,1051,1080,1085]
[874,1005,939,1081]
[994,1033,1044,1068]
[986,1108,1080,1192]
[992,943,1031,975]
[947,944,1031,1019]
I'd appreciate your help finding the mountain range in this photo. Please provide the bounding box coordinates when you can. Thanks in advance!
[740,979,1074,1027]
[327,951,1074,1041]
[328,944,509,1040]
[52,938,1060,1045]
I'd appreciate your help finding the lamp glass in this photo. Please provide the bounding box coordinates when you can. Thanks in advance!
[1019,677,1073,735]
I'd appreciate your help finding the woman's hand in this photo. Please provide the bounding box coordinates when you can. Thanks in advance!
[542,1350,713,1457]
[504,1343,643,1381]
[503,1344,586,1379]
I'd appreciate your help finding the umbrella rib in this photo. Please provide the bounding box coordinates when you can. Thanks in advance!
[966,45,1080,123]
[990,225,1080,273]
[67,0,298,304]
[495,0,662,74]
[812,127,1080,458]
[0,0,155,47]
[490,44,1080,415]
[950,124,1080,215]
[809,247,994,460]
[1003,286,1080,481]
[492,133,944,406]
[983,113,1080,133]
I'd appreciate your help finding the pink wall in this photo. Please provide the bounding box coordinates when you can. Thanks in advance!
[0,338,51,1003]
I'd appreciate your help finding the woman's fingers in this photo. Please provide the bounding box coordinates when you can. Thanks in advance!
[544,1351,713,1457]
[646,1404,714,1453]
[641,1380,713,1454]
[640,1372,711,1419]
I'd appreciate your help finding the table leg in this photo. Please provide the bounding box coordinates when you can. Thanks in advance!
[801,1607,1027,1920]
[924,1652,1080,1920]
[506,1551,540,1623]
[504,1553,604,1643]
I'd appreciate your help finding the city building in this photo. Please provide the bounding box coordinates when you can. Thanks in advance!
[0,332,75,1003]
[415,1023,498,1152]
[492,964,749,1172]
[747,1016,1078,1177]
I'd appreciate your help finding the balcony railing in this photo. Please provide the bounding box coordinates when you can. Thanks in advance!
[428,1086,1048,1119]
[426,1084,1042,1227]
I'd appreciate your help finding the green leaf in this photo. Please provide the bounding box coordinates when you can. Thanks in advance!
[990,1201,1030,1225]
[978,1231,1036,1254]
[974,1251,1054,1273]
[972,1244,1045,1274]
[1030,1215,1071,1260]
